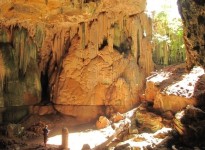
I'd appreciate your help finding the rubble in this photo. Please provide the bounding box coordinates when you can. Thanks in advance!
[135,106,164,133]
[173,105,205,147]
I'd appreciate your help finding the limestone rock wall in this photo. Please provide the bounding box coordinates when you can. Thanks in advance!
[177,0,205,70]
[0,0,153,122]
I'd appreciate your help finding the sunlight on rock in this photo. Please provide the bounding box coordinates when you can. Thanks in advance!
[164,66,205,98]
[147,71,172,84]
[131,127,172,148]
[134,128,172,148]
[109,127,172,149]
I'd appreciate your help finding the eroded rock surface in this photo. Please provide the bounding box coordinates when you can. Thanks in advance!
[0,0,153,122]
[177,0,205,70]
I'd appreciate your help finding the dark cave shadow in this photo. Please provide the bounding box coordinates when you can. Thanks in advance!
[193,74,205,109]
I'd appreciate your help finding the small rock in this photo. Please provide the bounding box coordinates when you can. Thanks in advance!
[162,111,174,120]
[114,143,131,150]
[96,116,110,129]
[129,127,138,134]
[111,112,124,123]
[81,144,91,150]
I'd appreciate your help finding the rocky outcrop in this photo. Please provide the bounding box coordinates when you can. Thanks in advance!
[174,105,205,147]
[145,64,205,113]
[0,0,153,122]
[177,0,205,70]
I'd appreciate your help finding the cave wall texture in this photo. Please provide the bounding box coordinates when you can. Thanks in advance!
[1,0,203,123]
[177,0,205,70]
[0,0,153,123]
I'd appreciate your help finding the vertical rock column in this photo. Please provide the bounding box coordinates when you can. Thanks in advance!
[177,0,205,70]
[62,127,69,150]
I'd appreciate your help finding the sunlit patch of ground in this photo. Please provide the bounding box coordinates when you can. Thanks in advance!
[47,108,172,150]
[47,126,172,150]
[48,126,115,149]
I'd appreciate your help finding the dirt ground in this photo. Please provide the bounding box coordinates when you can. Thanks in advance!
[0,114,97,150]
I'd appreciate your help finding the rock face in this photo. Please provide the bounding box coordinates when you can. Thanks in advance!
[173,105,205,147]
[177,0,205,70]
[0,0,153,122]
[145,65,205,113]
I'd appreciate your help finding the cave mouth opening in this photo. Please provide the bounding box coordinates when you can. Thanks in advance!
[146,0,185,67]
[40,71,50,104]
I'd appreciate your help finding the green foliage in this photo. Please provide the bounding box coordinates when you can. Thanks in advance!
[152,5,185,66]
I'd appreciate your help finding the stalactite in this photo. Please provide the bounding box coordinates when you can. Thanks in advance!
[89,19,98,53]
[137,29,140,65]
[107,17,114,49]
[0,0,153,119]
[0,52,5,88]
[98,13,103,49]
[130,17,138,58]
[113,23,120,48]
[80,22,86,50]
[34,25,45,49]
[52,29,66,66]
[84,22,89,48]
[0,27,11,43]
[12,27,37,75]
[103,13,108,39]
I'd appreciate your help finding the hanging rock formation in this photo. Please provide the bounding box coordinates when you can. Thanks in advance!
[0,0,153,122]
[177,0,205,70]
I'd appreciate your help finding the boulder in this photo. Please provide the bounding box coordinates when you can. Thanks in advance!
[110,112,124,123]
[145,65,205,113]
[173,105,205,147]
[96,116,110,129]
[135,106,163,133]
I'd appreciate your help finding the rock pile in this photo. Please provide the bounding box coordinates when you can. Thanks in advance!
[173,105,205,147]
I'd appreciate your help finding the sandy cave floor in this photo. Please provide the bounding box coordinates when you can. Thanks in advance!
[23,114,112,150]
[0,108,173,150]
[0,114,100,150]
[1,104,205,150]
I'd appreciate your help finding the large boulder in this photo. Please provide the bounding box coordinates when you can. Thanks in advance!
[145,65,205,113]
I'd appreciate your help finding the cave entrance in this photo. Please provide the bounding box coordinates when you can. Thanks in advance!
[146,0,185,67]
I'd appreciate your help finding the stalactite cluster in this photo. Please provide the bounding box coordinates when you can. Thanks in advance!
[0,0,153,122]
